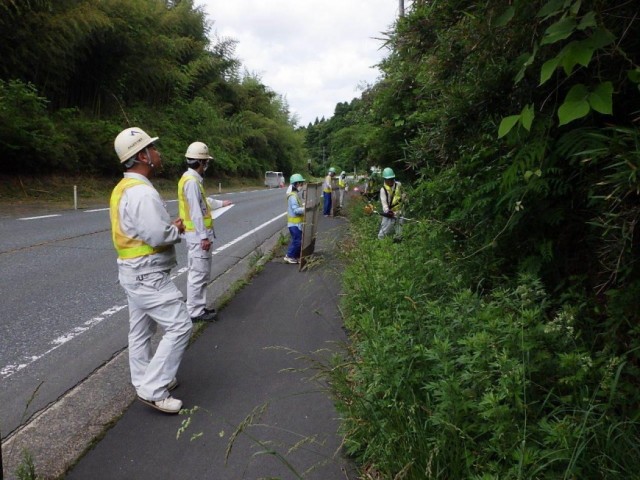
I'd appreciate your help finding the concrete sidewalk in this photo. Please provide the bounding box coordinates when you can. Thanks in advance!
[28,214,353,479]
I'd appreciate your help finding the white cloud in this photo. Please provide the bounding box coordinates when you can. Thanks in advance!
[196,0,398,125]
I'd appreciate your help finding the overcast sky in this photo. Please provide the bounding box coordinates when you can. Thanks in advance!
[196,0,400,126]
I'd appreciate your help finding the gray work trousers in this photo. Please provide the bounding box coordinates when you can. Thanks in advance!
[119,270,192,401]
[186,241,212,318]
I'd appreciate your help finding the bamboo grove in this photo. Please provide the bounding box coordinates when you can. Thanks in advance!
[0,0,306,178]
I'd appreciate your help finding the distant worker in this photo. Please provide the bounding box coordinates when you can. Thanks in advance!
[178,141,232,323]
[323,167,336,216]
[284,173,305,264]
[110,127,192,414]
[378,167,405,240]
[338,171,348,208]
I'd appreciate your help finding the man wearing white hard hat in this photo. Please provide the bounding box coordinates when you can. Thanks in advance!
[178,141,232,322]
[110,127,192,414]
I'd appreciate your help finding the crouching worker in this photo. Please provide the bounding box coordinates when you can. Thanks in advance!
[284,173,305,264]
[110,127,192,414]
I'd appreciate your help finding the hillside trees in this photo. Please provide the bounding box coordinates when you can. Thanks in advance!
[302,97,385,175]
[0,0,304,177]
[329,0,640,477]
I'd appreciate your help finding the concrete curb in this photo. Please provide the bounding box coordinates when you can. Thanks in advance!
[1,229,286,480]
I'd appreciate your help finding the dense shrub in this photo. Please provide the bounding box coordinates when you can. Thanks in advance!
[333,210,640,478]
[0,80,64,173]
[326,1,640,478]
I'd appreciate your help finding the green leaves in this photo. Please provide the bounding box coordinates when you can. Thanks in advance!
[498,104,535,138]
[503,2,618,136]
[628,68,640,84]
[499,115,521,139]
[537,0,566,20]
[541,16,577,45]
[557,82,613,126]
[588,82,614,115]
[494,6,515,27]
[558,84,591,125]
[539,29,615,85]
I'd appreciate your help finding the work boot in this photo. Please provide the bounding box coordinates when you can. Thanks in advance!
[191,309,217,322]
[284,256,299,264]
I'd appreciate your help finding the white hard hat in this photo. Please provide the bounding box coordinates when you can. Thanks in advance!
[114,127,158,163]
[185,141,213,160]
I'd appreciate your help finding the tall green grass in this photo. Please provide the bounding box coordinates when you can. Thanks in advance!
[331,207,640,479]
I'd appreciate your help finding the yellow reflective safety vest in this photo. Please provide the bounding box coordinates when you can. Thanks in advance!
[383,182,402,211]
[178,174,212,232]
[323,175,332,193]
[287,191,303,224]
[338,176,346,188]
[109,178,170,259]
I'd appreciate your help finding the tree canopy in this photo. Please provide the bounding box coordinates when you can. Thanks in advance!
[0,0,305,177]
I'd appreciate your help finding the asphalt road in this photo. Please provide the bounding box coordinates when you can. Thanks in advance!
[0,186,288,439]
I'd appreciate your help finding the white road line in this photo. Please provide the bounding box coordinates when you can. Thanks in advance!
[1,211,286,380]
[84,200,224,214]
[83,198,225,213]
[212,204,234,219]
[18,214,61,221]
[212,212,286,255]
[0,305,127,379]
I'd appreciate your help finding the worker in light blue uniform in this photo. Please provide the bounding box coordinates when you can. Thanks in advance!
[284,173,305,264]
[110,127,192,414]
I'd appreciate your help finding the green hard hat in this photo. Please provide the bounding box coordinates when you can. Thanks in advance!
[382,167,395,179]
[290,173,305,184]
[328,167,336,173]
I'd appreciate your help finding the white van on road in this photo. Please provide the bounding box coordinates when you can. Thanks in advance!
[264,171,285,188]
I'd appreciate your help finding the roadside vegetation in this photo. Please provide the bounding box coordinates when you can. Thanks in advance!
[0,174,263,211]
[306,1,640,478]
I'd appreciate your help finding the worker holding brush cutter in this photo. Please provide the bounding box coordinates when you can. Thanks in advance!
[377,167,405,241]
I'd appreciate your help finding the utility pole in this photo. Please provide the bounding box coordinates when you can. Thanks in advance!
[399,0,404,17]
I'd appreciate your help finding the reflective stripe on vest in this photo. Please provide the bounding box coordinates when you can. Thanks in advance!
[338,177,346,188]
[287,191,303,224]
[109,178,170,259]
[178,174,212,231]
